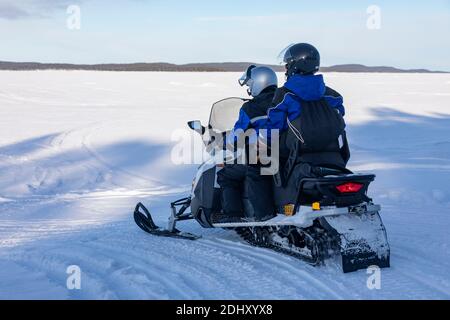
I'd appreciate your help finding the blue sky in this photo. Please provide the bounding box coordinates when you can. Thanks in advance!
[1,0,449,70]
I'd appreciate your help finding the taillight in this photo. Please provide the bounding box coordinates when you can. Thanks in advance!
[336,182,364,193]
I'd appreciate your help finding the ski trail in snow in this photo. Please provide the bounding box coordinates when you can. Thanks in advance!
[201,238,346,299]
[0,260,69,300]
[51,124,168,191]
[6,122,181,201]
[0,121,191,299]
[5,219,448,299]
[80,124,168,188]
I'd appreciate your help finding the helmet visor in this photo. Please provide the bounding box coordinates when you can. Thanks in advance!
[238,65,256,86]
[277,44,295,65]
[238,72,248,86]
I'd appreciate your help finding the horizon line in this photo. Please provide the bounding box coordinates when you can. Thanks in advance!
[0,60,448,73]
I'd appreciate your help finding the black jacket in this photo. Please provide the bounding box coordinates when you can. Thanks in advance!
[233,86,277,134]
[269,75,349,169]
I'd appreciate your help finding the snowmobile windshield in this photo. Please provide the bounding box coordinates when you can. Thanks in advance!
[209,97,246,133]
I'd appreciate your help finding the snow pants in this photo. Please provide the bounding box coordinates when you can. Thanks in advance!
[217,164,275,221]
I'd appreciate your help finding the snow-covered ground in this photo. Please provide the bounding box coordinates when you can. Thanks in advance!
[0,71,449,299]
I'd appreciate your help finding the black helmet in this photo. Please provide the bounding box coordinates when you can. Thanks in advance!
[281,43,320,77]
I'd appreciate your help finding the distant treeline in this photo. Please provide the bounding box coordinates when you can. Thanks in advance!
[0,61,446,73]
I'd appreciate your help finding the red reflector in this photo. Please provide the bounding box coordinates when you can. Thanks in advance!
[336,182,364,193]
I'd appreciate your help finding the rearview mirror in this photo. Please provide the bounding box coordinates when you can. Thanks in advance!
[187,120,205,134]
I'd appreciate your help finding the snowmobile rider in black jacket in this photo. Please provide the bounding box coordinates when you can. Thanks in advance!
[267,43,350,206]
[268,43,348,165]
[216,65,278,222]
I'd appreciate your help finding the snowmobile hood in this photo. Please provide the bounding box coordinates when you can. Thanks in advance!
[284,74,326,101]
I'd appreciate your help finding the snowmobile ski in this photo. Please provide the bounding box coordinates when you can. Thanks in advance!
[134,202,200,240]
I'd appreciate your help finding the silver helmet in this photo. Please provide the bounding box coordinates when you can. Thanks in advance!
[238,65,278,97]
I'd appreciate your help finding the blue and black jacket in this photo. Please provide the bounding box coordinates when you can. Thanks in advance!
[233,86,277,135]
[267,74,350,168]
[267,74,345,132]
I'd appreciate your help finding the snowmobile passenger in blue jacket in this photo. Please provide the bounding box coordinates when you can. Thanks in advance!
[216,65,278,223]
[231,66,278,139]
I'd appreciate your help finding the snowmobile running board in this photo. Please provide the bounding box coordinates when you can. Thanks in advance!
[212,203,381,228]
[134,201,381,236]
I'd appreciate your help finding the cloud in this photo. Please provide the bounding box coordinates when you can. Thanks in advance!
[0,0,82,20]
[0,3,30,19]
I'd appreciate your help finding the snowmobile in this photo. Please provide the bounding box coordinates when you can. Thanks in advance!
[134,97,390,273]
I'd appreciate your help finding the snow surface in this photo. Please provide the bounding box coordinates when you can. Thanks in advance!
[0,71,449,299]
